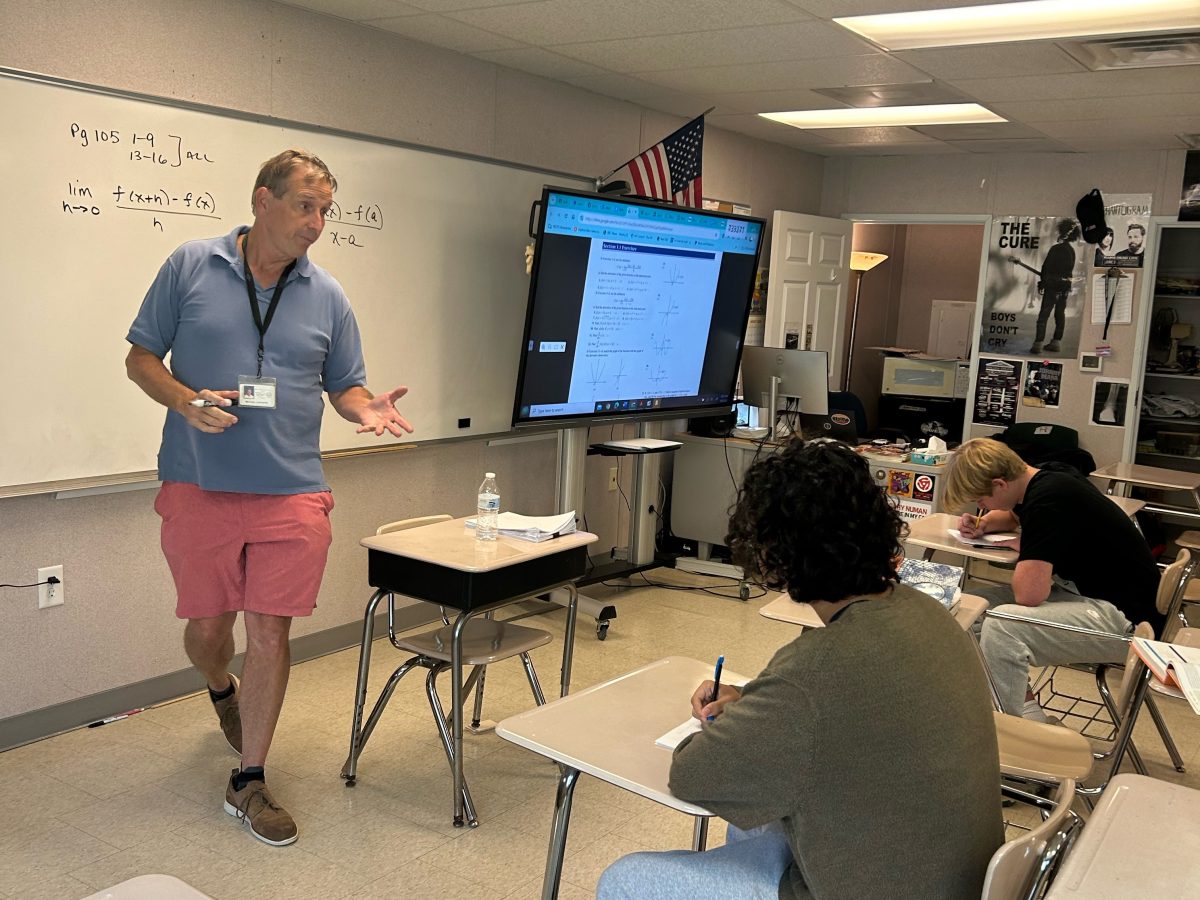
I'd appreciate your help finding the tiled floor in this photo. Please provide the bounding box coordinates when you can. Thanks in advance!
[2,569,1199,899]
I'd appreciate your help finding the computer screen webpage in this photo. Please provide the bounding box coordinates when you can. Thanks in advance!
[514,189,764,426]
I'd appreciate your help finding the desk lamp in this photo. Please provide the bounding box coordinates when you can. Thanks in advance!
[844,251,889,389]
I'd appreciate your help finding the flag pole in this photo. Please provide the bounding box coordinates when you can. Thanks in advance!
[595,107,715,187]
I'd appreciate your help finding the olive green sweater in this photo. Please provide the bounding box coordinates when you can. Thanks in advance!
[670,585,1003,900]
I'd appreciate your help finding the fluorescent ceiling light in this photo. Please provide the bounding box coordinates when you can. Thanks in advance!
[760,103,1005,129]
[835,0,1200,51]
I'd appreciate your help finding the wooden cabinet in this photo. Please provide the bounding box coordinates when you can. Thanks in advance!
[1134,223,1200,471]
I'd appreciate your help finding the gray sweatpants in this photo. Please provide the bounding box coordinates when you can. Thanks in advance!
[973,583,1131,716]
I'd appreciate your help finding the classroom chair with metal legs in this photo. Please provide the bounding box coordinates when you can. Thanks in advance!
[981,779,1080,900]
[1021,551,1191,773]
[340,515,554,828]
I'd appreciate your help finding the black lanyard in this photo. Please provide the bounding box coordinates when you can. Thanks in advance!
[242,232,296,377]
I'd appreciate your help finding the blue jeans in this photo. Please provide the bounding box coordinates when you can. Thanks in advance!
[596,822,794,899]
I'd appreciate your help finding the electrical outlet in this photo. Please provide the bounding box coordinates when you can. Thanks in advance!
[608,467,618,492]
[38,564,64,609]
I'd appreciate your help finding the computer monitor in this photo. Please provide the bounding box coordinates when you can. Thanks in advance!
[511,186,766,428]
[740,346,829,436]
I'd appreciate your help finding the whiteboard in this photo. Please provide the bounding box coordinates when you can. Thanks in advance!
[0,70,588,496]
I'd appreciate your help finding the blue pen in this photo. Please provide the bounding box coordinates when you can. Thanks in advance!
[706,655,725,721]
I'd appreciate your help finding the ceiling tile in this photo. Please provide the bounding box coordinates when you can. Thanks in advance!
[1037,115,1200,138]
[950,67,1200,102]
[444,0,810,45]
[558,72,713,118]
[991,93,1200,123]
[636,54,931,95]
[788,0,1001,14]
[550,21,875,73]
[948,138,1074,154]
[474,46,615,81]
[708,112,837,147]
[712,88,847,114]
[1056,135,1191,151]
[913,121,1046,140]
[406,0,541,9]
[819,142,966,156]
[367,13,523,52]
[280,0,423,20]
[804,125,939,144]
[893,43,1086,81]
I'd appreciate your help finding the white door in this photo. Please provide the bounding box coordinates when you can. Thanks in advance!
[764,211,852,390]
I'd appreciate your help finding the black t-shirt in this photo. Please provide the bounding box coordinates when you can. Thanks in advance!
[1016,466,1163,634]
[1041,242,1075,292]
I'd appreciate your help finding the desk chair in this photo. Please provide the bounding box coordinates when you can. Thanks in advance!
[982,779,1080,900]
[1029,551,1191,772]
[988,614,1156,811]
[341,515,554,827]
[1169,531,1200,630]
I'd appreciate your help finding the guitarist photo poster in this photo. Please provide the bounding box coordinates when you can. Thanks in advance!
[979,216,1087,359]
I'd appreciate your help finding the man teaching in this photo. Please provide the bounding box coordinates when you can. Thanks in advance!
[125,149,412,846]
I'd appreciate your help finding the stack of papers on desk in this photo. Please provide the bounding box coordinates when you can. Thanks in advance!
[465,511,576,542]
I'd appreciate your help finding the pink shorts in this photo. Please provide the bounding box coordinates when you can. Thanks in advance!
[155,481,334,620]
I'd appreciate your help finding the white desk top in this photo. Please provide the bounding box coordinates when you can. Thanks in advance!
[360,516,597,573]
[759,594,824,628]
[497,656,747,816]
[1092,462,1200,492]
[82,875,212,900]
[1046,773,1200,898]
[905,513,1019,564]
[1106,495,1146,517]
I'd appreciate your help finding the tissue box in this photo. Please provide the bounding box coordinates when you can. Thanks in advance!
[910,448,951,466]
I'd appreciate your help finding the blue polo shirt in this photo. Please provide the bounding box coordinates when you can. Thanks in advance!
[127,227,366,494]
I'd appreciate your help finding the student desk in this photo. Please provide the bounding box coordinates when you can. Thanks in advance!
[759,594,823,628]
[496,656,747,900]
[1045,773,1200,898]
[905,512,1019,566]
[82,875,212,899]
[1092,461,1200,523]
[348,517,597,827]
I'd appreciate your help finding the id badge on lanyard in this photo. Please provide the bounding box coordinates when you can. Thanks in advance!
[242,231,295,411]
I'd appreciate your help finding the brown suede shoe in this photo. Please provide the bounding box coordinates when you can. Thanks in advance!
[223,770,298,846]
[211,674,242,755]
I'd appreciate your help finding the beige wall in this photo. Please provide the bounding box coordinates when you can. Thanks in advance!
[826,151,1190,469]
[0,0,825,721]
[894,225,986,351]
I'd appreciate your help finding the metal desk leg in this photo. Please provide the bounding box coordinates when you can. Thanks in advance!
[560,583,579,698]
[341,588,386,786]
[541,765,580,900]
[692,817,710,851]
[451,610,470,827]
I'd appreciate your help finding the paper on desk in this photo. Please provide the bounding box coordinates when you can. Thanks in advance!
[947,529,1018,549]
[464,511,577,542]
[655,718,703,750]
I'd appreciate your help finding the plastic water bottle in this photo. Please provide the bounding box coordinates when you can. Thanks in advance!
[476,472,499,541]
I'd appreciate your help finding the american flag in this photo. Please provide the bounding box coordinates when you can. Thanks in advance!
[609,114,705,208]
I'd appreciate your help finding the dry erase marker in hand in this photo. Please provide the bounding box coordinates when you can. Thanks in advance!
[707,654,725,721]
[189,398,237,407]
